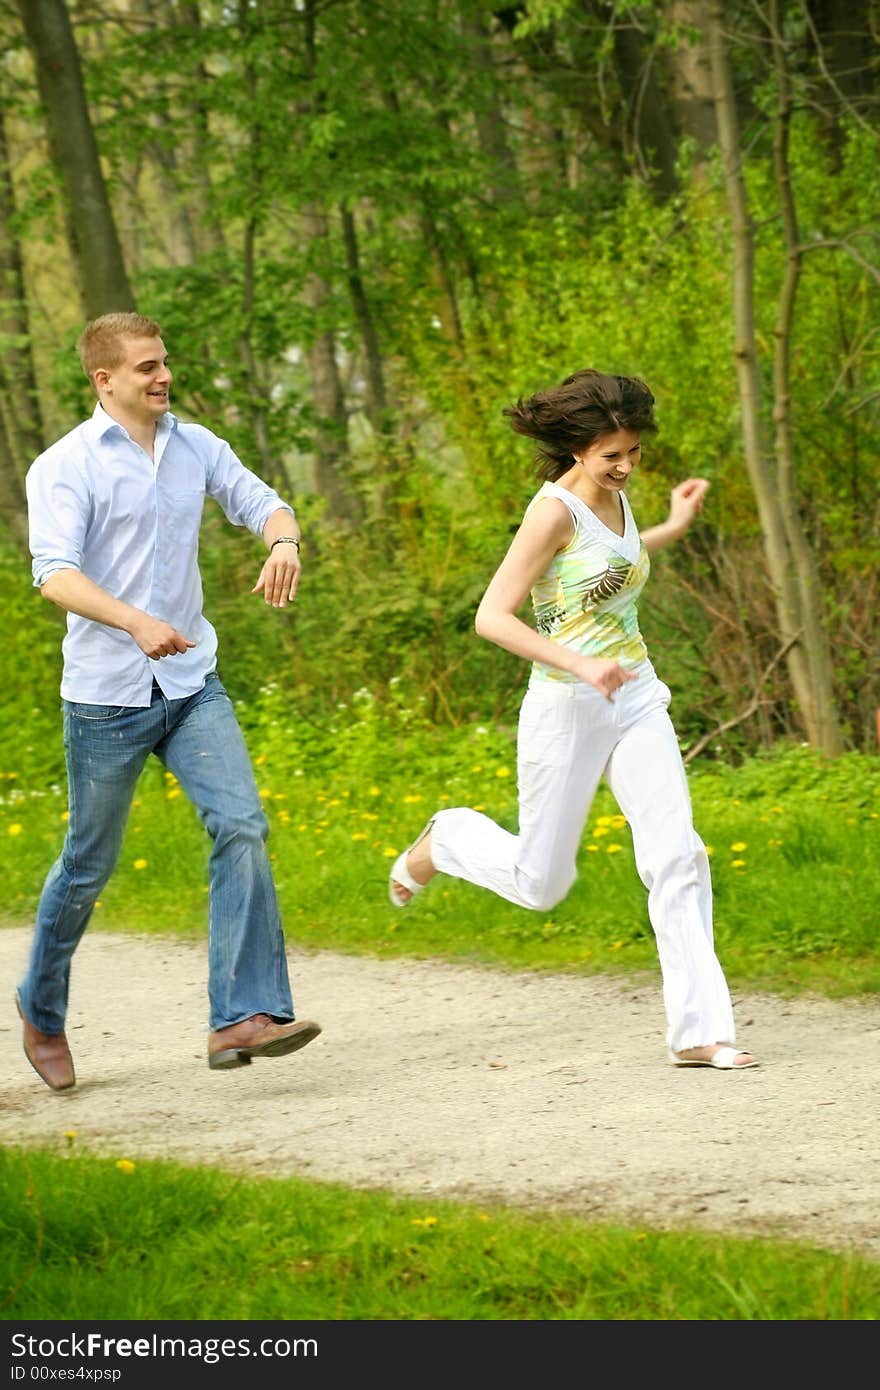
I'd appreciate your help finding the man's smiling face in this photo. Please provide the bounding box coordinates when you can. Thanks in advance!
[97,336,172,431]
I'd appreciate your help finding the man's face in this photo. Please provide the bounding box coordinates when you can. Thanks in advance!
[97,336,172,429]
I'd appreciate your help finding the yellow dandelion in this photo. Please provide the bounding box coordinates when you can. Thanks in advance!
[473,804,485,812]
[586,844,599,852]
[8,824,23,836]
[361,812,378,821]
[61,811,69,822]
[731,859,746,868]
[166,788,182,800]
[470,765,483,773]
[351,832,368,841]
[63,1130,77,1144]
[328,798,341,807]
[133,858,148,870]
[705,845,714,856]
[403,794,423,804]
[259,788,271,800]
[610,940,624,951]
[730,842,747,852]
[115,1159,136,1174]
[592,826,610,837]
[596,816,613,826]
[606,844,623,854]
[382,848,398,858]
[410,1216,438,1228]
[495,767,511,779]
[610,815,627,828]
[369,786,381,797]
[254,754,267,766]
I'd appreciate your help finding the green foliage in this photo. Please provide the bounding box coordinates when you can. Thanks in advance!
[3,0,878,754]
[2,1146,877,1320]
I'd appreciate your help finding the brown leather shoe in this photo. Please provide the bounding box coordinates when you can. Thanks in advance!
[16,995,76,1091]
[208,1013,322,1070]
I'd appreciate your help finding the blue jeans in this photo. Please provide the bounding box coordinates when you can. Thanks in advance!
[18,673,294,1034]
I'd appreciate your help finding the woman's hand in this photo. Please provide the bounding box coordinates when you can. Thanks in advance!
[572,656,636,701]
[668,477,710,533]
[641,477,710,555]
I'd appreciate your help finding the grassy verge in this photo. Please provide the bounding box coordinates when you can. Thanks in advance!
[2,690,878,998]
[2,1146,877,1321]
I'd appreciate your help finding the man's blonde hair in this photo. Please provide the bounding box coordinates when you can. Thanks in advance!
[77,313,164,383]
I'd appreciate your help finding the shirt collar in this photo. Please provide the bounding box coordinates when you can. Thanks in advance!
[85,401,178,443]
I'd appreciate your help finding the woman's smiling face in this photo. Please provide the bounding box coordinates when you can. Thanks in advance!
[574,428,642,493]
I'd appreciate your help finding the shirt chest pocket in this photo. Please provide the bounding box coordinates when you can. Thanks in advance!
[160,488,205,546]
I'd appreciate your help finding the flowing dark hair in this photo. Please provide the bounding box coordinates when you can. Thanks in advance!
[503,369,658,480]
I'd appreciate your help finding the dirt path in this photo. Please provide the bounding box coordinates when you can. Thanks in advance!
[2,927,878,1261]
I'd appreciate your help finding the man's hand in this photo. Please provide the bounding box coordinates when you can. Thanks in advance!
[252,542,301,608]
[128,614,196,658]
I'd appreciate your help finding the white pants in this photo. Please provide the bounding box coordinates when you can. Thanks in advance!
[431,662,736,1053]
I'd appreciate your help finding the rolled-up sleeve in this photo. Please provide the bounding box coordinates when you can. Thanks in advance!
[26,455,88,588]
[205,435,294,536]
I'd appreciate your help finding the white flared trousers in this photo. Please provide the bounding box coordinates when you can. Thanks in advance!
[431,662,736,1053]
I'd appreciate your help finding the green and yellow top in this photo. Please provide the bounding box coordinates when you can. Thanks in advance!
[525,481,650,684]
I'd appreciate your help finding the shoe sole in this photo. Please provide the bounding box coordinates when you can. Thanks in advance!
[208,1021,322,1070]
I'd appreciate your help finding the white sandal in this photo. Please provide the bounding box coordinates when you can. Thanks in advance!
[669,1045,759,1070]
[388,818,435,908]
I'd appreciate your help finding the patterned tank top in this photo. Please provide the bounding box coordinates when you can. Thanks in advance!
[526,481,650,684]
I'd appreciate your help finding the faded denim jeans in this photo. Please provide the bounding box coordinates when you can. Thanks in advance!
[18,673,294,1034]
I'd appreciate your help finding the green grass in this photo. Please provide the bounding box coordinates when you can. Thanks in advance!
[2,1146,877,1321]
[2,680,879,1323]
[2,703,878,998]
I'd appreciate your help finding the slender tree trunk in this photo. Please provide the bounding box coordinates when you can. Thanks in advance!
[15,0,135,316]
[706,0,844,752]
[175,0,227,256]
[301,204,360,522]
[0,413,29,550]
[768,0,843,752]
[340,205,389,430]
[0,110,45,487]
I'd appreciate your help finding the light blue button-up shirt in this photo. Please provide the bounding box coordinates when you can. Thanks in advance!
[27,403,294,706]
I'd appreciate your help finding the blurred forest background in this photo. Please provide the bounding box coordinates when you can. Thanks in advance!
[0,0,877,760]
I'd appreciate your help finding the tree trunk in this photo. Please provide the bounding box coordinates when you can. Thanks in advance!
[610,11,680,197]
[706,0,844,753]
[457,1,520,205]
[301,204,360,523]
[0,413,29,551]
[768,0,843,753]
[665,1,717,162]
[340,204,389,431]
[0,109,45,490]
[15,0,135,316]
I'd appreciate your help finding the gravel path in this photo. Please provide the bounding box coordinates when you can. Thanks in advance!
[2,927,878,1261]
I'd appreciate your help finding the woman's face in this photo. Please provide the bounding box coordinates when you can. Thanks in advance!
[573,428,642,493]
